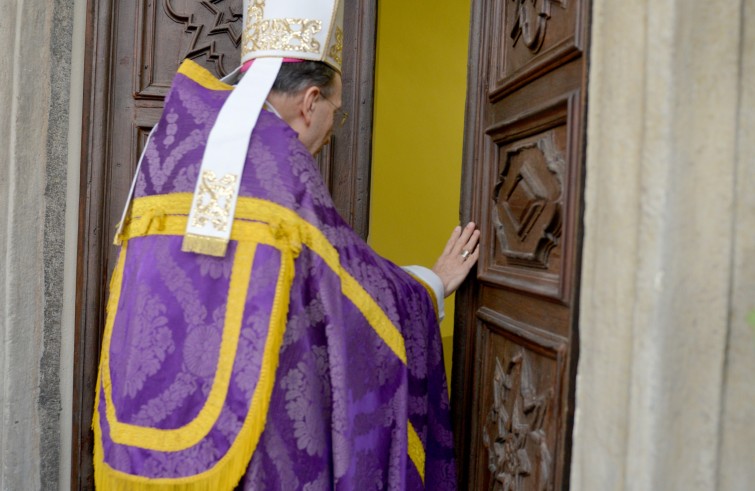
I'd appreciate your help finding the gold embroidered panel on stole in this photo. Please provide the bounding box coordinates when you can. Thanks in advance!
[190,170,239,232]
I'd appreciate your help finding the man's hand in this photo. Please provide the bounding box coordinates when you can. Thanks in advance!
[432,222,480,297]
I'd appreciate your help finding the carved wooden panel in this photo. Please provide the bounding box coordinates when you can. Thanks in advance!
[490,0,586,99]
[474,308,567,491]
[137,0,243,99]
[453,0,589,489]
[479,94,580,301]
[492,132,564,270]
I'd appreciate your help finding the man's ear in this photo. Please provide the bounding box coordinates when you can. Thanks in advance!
[300,86,321,125]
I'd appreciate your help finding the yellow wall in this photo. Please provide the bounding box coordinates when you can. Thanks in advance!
[370,0,471,382]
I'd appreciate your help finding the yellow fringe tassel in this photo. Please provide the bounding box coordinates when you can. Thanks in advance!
[94,241,294,490]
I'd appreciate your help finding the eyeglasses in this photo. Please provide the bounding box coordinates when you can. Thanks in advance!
[321,96,349,127]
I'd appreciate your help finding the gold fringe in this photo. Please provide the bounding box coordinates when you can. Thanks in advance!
[94,401,261,491]
[181,234,228,257]
[127,194,408,365]
[102,192,430,486]
[94,240,294,489]
[113,223,123,246]
[100,243,256,451]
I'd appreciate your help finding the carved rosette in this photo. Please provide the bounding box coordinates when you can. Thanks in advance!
[492,133,564,269]
[510,0,565,53]
[482,351,553,491]
[164,0,243,76]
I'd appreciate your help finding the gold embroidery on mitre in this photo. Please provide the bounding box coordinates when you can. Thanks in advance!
[328,27,343,67]
[190,170,238,232]
[243,0,323,56]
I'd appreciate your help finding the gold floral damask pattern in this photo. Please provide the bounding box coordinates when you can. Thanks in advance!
[328,27,343,67]
[190,170,239,232]
[243,0,323,56]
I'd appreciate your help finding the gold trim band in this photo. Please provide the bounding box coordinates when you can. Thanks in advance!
[100,192,427,483]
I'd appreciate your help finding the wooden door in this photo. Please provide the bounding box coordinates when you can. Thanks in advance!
[451,0,590,489]
[72,0,377,488]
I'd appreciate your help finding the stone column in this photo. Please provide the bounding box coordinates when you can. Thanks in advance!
[720,0,755,487]
[572,0,754,490]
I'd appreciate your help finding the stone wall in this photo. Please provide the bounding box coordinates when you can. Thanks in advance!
[0,0,78,489]
[572,0,755,489]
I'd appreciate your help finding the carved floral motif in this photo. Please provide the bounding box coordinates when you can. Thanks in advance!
[510,0,565,53]
[482,350,553,491]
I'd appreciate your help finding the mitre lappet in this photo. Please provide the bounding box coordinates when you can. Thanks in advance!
[182,0,343,256]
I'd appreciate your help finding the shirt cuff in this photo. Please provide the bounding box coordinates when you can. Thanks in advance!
[401,265,445,322]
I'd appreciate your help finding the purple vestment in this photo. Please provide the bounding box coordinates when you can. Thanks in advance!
[93,60,456,490]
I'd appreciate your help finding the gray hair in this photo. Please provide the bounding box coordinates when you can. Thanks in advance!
[270,61,337,98]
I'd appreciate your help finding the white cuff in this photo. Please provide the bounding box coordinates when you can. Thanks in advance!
[401,265,445,322]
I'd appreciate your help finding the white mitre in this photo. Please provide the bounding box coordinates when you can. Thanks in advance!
[242,0,343,73]
[181,0,344,256]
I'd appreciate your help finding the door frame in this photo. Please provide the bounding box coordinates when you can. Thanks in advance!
[450,0,485,477]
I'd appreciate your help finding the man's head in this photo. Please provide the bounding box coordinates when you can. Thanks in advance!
[266,61,343,156]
